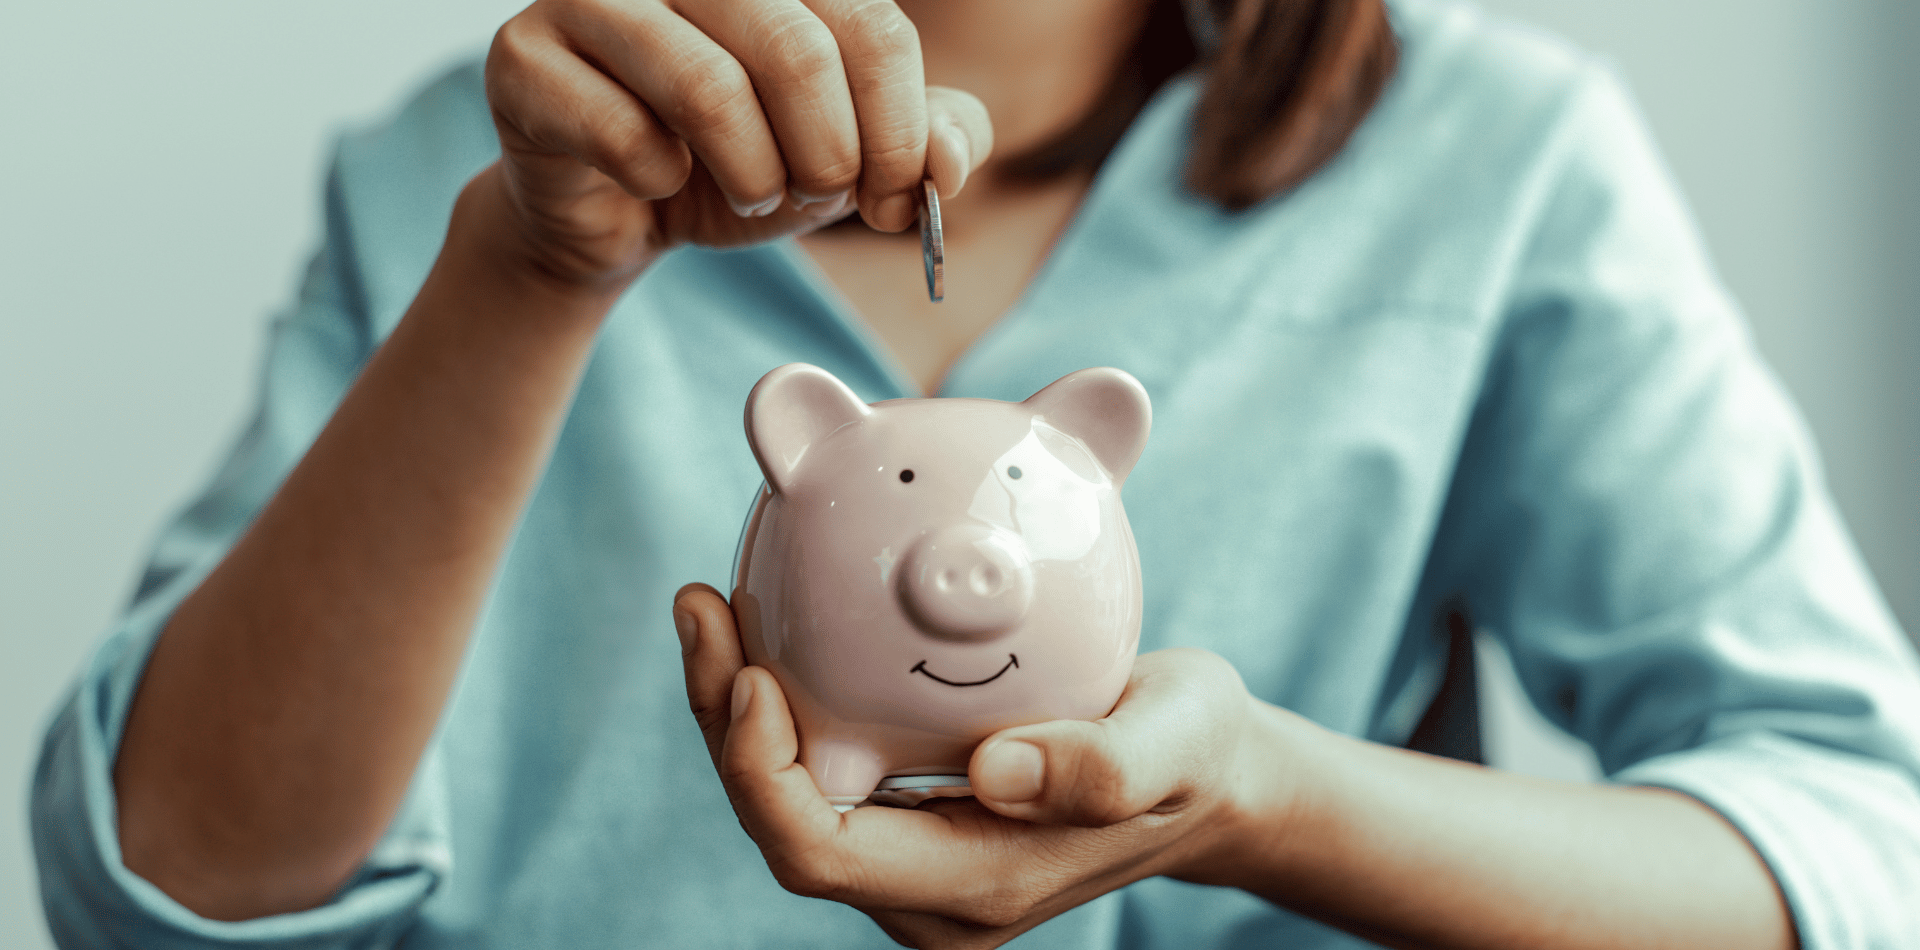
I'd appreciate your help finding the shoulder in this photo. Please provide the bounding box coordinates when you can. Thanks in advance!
[1354,1,1671,233]
[326,56,498,334]
[1377,0,1619,147]
[1171,0,1677,320]
[1376,1,1670,225]
[1378,3,1716,304]
[334,56,496,195]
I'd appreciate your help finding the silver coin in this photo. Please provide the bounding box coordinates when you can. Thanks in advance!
[919,179,944,303]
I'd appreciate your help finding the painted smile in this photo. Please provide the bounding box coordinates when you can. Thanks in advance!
[910,654,1019,687]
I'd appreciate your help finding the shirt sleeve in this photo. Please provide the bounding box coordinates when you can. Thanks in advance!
[1425,65,1920,946]
[29,157,454,949]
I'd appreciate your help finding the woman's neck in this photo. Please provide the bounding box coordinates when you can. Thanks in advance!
[903,0,1155,175]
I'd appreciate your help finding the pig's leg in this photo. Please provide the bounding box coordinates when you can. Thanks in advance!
[802,738,887,812]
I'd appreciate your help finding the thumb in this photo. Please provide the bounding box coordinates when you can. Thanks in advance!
[970,649,1244,827]
[924,86,994,200]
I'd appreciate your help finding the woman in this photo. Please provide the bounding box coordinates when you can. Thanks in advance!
[34,0,1920,946]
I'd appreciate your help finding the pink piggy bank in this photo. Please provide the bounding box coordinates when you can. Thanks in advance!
[731,363,1151,810]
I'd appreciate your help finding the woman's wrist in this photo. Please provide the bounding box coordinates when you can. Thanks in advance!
[1165,696,1335,892]
[434,163,659,331]
[1167,699,1796,950]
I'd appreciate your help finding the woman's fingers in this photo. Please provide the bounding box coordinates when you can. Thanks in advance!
[677,588,876,897]
[493,0,992,262]
[712,660,1008,914]
[675,583,746,765]
[924,86,993,199]
[487,13,692,202]
[677,0,863,211]
[720,667,852,879]
[697,642,1250,940]
[555,0,790,217]
[805,0,928,231]
[971,649,1248,826]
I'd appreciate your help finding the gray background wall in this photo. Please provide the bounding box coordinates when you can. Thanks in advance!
[2,2,1913,946]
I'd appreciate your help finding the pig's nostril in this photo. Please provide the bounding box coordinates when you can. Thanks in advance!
[970,563,1003,596]
[898,525,1034,641]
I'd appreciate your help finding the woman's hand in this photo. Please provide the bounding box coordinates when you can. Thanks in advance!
[673,584,1274,949]
[675,582,1799,950]
[479,0,993,290]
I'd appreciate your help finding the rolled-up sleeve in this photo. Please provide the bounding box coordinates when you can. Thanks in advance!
[30,158,453,949]
[1429,66,1920,946]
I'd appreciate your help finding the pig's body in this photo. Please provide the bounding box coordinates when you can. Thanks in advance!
[733,364,1150,808]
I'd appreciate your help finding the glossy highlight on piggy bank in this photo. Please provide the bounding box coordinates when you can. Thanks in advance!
[732,363,1150,810]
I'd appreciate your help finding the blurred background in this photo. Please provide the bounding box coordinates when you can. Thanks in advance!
[1,1,1913,946]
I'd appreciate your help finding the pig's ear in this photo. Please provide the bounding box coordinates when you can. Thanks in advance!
[1022,367,1152,482]
[745,363,871,494]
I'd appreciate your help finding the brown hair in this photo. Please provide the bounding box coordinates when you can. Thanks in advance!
[1004,0,1399,211]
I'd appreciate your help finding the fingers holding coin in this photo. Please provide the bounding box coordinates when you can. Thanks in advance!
[916,87,987,302]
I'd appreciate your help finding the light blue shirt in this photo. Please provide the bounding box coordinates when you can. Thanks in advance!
[34,1,1920,946]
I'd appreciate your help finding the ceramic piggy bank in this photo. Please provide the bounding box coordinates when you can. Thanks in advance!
[731,363,1150,810]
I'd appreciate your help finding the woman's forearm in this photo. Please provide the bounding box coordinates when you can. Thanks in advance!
[113,166,641,922]
[1201,702,1797,950]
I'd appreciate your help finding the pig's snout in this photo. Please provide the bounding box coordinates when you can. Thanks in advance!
[898,524,1034,641]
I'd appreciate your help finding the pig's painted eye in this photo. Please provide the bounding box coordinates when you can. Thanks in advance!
[1007,466,1023,480]
[899,469,915,483]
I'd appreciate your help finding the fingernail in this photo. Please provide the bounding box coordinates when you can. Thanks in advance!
[802,189,852,219]
[731,672,754,721]
[937,121,971,194]
[673,607,697,655]
[977,740,1044,803]
[727,193,782,218]
[872,191,915,230]
[789,185,842,206]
